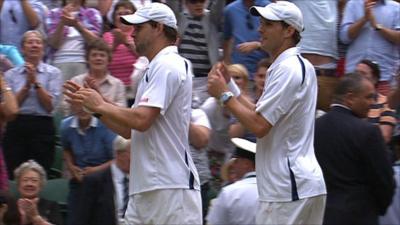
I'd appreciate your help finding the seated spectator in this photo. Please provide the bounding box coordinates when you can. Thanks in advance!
[207,138,258,225]
[103,0,138,106]
[76,135,130,225]
[61,39,126,116]
[46,0,102,81]
[3,31,62,179]
[5,160,63,225]
[0,0,46,50]
[60,103,116,225]
[356,59,396,143]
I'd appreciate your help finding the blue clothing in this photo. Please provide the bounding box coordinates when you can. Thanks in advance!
[5,62,62,116]
[289,0,338,59]
[60,116,116,168]
[340,0,400,81]
[223,0,269,77]
[0,0,46,50]
[0,45,24,66]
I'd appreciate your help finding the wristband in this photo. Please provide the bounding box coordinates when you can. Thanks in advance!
[227,80,241,97]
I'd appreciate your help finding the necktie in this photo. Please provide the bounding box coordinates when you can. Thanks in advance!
[122,176,129,217]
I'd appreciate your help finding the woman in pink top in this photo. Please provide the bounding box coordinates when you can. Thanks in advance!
[103,0,138,106]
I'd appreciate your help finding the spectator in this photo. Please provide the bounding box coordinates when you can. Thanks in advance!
[340,0,400,96]
[76,135,131,225]
[60,103,116,225]
[167,0,225,105]
[99,0,151,17]
[289,0,340,112]
[0,0,46,50]
[5,160,63,225]
[3,31,62,179]
[315,73,395,224]
[0,74,18,191]
[61,39,126,116]
[206,138,258,225]
[356,59,396,143]
[46,0,102,81]
[189,108,211,222]
[223,0,269,78]
[103,0,138,106]
[0,45,24,72]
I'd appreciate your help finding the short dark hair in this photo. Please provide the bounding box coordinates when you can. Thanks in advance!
[257,58,272,70]
[85,38,113,62]
[359,59,381,81]
[112,0,136,24]
[280,21,301,45]
[149,21,178,43]
[332,73,369,104]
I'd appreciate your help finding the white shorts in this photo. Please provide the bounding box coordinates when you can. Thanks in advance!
[256,195,326,225]
[124,189,202,225]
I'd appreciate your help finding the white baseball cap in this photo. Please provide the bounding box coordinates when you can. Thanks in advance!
[120,2,177,30]
[250,1,304,32]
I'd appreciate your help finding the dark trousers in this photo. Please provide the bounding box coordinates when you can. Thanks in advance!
[201,182,209,224]
[3,115,55,179]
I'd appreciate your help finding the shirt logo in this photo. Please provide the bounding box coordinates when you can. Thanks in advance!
[140,97,149,103]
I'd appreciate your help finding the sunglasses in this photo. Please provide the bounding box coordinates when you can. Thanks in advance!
[246,14,254,30]
[9,9,17,24]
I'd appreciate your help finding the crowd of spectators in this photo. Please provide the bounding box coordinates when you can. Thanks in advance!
[0,0,398,224]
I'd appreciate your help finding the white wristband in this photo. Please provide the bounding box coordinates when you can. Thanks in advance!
[227,80,241,97]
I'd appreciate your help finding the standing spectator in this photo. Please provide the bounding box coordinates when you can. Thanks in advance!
[167,0,225,105]
[289,0,340,112]
[61,39,126,116]
[315,74,395,224]
[189,108,211,222]
[223,0,269,78]
[76,136,131,225]
[340,0,400,96]
[0,0,46,50]
[208,2,327,224]
[46,0,102,81]
[0,74,18,191]
[356,59,397,143]
[103,0,138,106]
[60,103,116,225]
[64,3,202,224]
[206,138,258,225]
[3,31,62,179]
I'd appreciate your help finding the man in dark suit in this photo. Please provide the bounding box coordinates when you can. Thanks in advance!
[314,73,395,225]
[75,136,131,225]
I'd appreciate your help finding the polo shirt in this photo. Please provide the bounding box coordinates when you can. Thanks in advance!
[60,116,116,168]
[130,46,200,194]
[255,47,326,202]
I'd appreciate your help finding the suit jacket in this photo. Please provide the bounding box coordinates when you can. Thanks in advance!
[315,106,395,225]
[76,167,117,225]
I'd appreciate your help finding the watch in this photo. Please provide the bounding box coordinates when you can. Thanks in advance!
[33,82,41,89]
[219,91,234,106]
[375,24,383,31]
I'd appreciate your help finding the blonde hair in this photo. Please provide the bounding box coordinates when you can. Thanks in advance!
[227,64,249,81]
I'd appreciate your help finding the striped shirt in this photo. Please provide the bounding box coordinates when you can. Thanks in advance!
[179,16,211,78]
[368,93,396,127]
[103,31,138,86]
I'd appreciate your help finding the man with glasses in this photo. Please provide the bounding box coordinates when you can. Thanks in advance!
[223,0,269,79]
[64,3,202,225]
[167,0,225,106]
